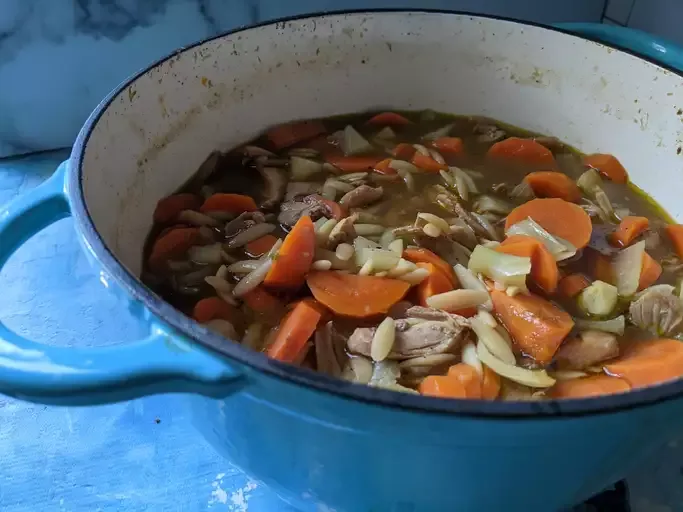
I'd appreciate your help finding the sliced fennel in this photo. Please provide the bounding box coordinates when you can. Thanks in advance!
[575,315,626,335]
[468,245,531,291]
[477,341,556,388]
[341,125,373,155]
[506,217,576,261]
[613,240,645,297]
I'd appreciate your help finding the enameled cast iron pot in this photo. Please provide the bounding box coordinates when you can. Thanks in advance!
[3,11,683,511]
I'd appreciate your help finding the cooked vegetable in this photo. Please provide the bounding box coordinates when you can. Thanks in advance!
[665,224,683,258]
[453,264,492,310]
[613,241,645,296]
[470,315,516,365]
[266,301,323,362]
[403,247,456,286]
[431,137,465,156]
[575,315,626,335]
[266,120,326,149]
[426,289,490,313]
[491,289,574,364]
[505,217,576,261]
[505,198,592,249]
[583,153,628,184]
[245,234,279,258]
[148,227,202,270]
[366,112,411,126]
[415,263,454,308]
[326,155,382,173]
[604,339,683,388]
[549,374,630,399]
[610,216,649,247]
[496,235,559,293]
[290,156,323,180]
[559,273,592,298]
[524,171,581,202]
[412,152,448,173]
[639,252,662,291]
[576,168,603,196]
[200,193,258,214]
[487,137,557,169]
[578,280,618,316]
[468,245,531,290]
[306,271,410,317]
[242,286,285,314]
[341,125,373,155]
[264,215,315,290]
[477,340,556,388]
[193,297,240,325]
[420,363,482,398]
[154,193,201,223]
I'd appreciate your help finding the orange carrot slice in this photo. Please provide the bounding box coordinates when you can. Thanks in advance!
[402,247,457,286]
[431,137,465,156]
[306,271,410,318]
[153,193,201,223]
[446,363,483,398]
[549,374,630,399]
[610,216,649,247]
[266,301,322,362]
[326,156,383,173]
[605,339,683,388]
[200,193,258,214]
[267,120,326,150]
[487,137,557,169]
[491,289,574,364]
[638,251,662,291]
[583,153,628,184]
[505,198,593,249]
[242,286,285,314]
[373,158,398,175]
[193,297,241,326]
[366,112,411,126]
[558,273,592,298]
[481,365,501,400]
[245,234,278,258]
[665,224,683,259]
[524,171,581,203]
[264,215,315,290]
[148,227,202,270]
[415,262,454,308]
[411,152,447,173]
[392,143,416,160]
[497,235,559,293]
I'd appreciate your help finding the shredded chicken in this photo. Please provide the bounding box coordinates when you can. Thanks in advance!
[629,285,683,337]
[474,123,506,144]
[257,166,288,209]
[431,185,500,240]
[555,331,619,370]
[278,194,329,228]
[339,185,383,209]
[224,211,266,238]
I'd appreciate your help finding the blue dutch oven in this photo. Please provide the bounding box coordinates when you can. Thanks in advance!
[2,11,683,511]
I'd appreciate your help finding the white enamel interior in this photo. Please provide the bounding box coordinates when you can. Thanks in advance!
[80,12,683,276]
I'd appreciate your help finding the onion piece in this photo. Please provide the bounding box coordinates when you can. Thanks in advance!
[342,125,373,155]
[422,123,454,140]
[578,280,618,316]
[461,342,483,375]
[473,195,514,216]
[613,240,645,297]
[290,156,323,180]
[576,169,602,196]
[575,315,626,335]
[470,316,516,365]
[468,245,531,291]
[477,341,556,388]
[388,239,404,255]
[375,126,396,140]
[233,258,273,297]
[342,356,374,384]
[505,217,576,261]
[353,236,381,252]
[389,160,420,174]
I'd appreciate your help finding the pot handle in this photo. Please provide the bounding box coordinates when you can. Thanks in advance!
[557,23,683,72]
[0,162,247,405]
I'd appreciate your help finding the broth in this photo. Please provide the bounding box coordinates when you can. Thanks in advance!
[142,110,683,401]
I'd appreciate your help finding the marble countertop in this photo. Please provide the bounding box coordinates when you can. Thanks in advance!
[1,150,682,511]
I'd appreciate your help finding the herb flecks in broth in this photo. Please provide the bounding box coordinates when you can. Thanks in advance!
[142,110,683,401]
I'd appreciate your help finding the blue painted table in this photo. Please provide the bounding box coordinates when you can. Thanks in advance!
[1,150,682,511]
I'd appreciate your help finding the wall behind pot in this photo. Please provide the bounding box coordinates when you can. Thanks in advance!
[0,0,604,158]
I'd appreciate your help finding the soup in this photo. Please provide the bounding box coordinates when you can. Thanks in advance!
[142,110,683,401]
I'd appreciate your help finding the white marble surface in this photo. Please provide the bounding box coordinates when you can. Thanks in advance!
[0,0,605,158]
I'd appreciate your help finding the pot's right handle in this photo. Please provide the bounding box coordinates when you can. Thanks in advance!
[557,23,683,72]
[0,162,248,405]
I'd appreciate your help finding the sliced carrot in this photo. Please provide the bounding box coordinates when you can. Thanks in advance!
[306,271,410,318]
[481,365,501,400]
[491,289,574,364]
[497,235,559,293]
[308,195,346,221]
[411,152,447,173]
[200,193,258,214]
[487,137,557,169]
[373,158,398,175]
[665,224,683,259]
[584,153,628,184]
[366,112,411,126]
[392,143,416,160]
[431,137,465,156]
[446,363,483,398]
[592,253,614,284]
[523,171,581,203]
[242,286,285,314]
[288,297,331,324]
[638,251,662,291]
[609,216,649,247]
[148,227,202,270]
[605,339,683,389]
[505,198,593,250]
[266,301,322,363]
[558,273,592,298]
[193,297,240,326]
[326,155,383,173]
[415,262,454,308]
[549,374,630,399]
[266,120,326,150]
[245,234,278,258]
[153,193,201,223]
[419,375,466,398]
[264,215,315,290]
[402,247,457,286]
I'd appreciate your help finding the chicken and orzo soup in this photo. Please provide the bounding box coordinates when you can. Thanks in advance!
[142,110,683,401]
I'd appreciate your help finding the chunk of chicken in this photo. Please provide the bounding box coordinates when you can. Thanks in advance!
[278,194,329,228]
[327,215,356,249]
[258,166,288,209]
[629,285,683,337]
[555,331,619,370]
[339,185,383,209]
[224,211,266,237]
[347,310,469,360]
[431,185,499,240]
[314,322,347,377]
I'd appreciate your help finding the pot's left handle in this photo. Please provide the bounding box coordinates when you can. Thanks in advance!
[0,162,247,405]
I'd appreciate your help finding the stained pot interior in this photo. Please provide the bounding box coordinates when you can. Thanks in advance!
[79,11,683,277]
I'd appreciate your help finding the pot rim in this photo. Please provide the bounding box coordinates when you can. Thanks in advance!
[69,8,683,418]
